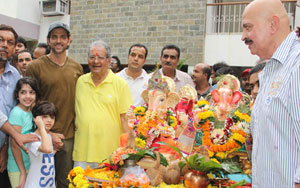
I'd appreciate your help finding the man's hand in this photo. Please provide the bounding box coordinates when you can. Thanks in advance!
[49,132,64,151]
[0,144,8,172]
[0,121,39,153]
[296,184,300,188]
[15,133,39,153]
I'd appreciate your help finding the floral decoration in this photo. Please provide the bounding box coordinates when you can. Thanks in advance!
[68,166,99,188]
[132,106,177,148]
[194,100,251,159]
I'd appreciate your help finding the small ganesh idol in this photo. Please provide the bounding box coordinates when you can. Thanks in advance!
[193,74,252,183]
[126,68,181,158]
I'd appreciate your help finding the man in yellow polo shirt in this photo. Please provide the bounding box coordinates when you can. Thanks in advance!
[73,40,133,169]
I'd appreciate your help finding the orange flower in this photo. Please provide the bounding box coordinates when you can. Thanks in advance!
[236,130,247,137]
[109,181,113,187]
[102,182,107,188]
[121,182,125,187]
[115,179,120,187]
[141,183,149,188]
[133,181,140,187]
[93,182,99,188]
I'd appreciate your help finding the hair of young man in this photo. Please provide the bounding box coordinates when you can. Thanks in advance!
[215,66,234,77]
[17,49,33,59]
[17,36,27,48]
[14,76,40,102]
[37,43,50,54]
[212,61,229,72]
[202,66,212,81]
[160,44,180,59]
[128,43,148,59]
[32,101,57,118]
[250,63,266,75]
[87,40,111,58]
[0,24,18,45]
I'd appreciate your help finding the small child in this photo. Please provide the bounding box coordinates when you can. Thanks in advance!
[24,101,56,188]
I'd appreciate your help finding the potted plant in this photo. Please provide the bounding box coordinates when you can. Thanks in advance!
[180,154,224,188]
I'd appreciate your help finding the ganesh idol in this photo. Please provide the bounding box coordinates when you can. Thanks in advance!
[125,68,188,158]
[193,74,252,183]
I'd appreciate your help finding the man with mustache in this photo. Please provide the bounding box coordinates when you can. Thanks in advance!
[117,43,150,107]
[241,0,300,187]
[159,44,194,92]
[191,63,212,99]
[0,24,39,187]
[16,49,33,77]
[26,21,83,188]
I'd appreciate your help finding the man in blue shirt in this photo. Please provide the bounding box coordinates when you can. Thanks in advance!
[0,24,23,186]
[242,0,300,187]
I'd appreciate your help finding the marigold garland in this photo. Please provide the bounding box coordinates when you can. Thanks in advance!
[201,120,247,157]
[132,106,177,148]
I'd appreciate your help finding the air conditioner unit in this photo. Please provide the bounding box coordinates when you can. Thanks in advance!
[40,0,69,16]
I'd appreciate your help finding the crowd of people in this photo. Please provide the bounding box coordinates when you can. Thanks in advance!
[0,0,300,187]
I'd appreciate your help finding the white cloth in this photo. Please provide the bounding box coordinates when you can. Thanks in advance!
[25,133,55,188]
[117,68,150,107]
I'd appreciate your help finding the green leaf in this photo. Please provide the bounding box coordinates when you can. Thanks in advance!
[220,161,243,174]
[179,161,186,172]
[176,57,190,70]
[158,153,169,167]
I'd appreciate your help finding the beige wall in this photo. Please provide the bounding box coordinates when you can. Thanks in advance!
[69,0,206,65]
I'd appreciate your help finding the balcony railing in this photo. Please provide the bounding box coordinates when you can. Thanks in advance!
[206,0,297,33]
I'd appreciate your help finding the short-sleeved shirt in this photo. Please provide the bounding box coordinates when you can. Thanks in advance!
[25,133,55,188]
[159,68,194,92]
[25,56,83,139]
[7,106,33,172]
[117,68,149,107]
[73,70,133,163]
[196,85,213,100]
[0,111,8,149]
[0,62,20,148]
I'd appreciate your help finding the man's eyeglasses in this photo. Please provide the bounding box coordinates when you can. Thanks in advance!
[88,55,107,61]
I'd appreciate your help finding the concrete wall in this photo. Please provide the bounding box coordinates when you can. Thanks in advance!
[204,34,259,67]
[69,0,206,65]
[0,0,69,43]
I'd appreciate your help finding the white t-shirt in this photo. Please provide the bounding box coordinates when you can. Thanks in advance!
[25,133,55,188]
[117,68,150,107]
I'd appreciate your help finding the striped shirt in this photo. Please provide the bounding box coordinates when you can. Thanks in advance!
[251,32,300,188]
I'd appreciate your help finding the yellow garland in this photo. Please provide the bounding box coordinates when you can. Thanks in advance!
[197,100,209,107]
[234,110,250,123]
[197,110,214,121]
[135,137,146,149]
[168,116,177,128]
[134,106,146,114]
[232,133,246,144]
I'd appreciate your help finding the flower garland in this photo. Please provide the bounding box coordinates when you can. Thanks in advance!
[194,100,251,159]
[68,166,99,188]
[132,106,177,149]
[111,147,137,166]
